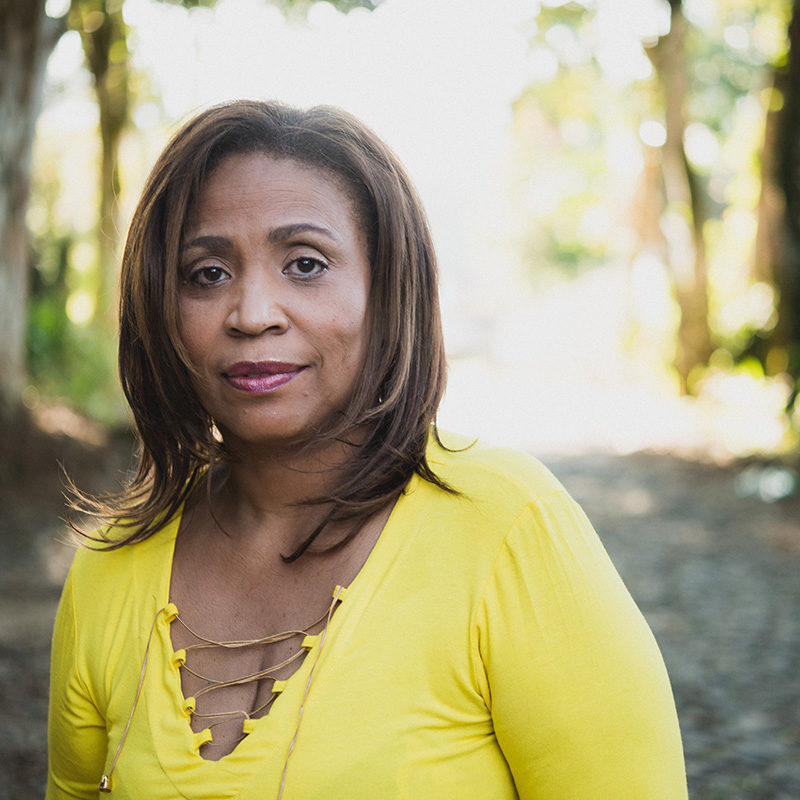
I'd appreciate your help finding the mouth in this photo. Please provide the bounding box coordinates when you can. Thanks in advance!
[222,361,306,394]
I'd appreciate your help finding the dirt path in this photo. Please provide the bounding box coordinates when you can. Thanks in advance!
[1,433,798,799]
[549,452,800,800]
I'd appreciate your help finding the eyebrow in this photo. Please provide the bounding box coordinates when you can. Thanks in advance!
[181,235,233,252]
[267,223,342,245]
[182,224,342,252]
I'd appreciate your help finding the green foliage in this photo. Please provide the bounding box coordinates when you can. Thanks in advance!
[686,0,789,134]
[511,0,800,443]
[266,0,381,16]
[156,0,217,7]
[26,297,125,424]
[513,7,650,276]
[26,134,126,424]
[515,0,791,274]
[149,0,382,12]
[26,254,127,424]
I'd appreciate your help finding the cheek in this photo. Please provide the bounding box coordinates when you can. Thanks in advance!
[177,302,210,361]
[317,285,369,347]
[336,304,370,360]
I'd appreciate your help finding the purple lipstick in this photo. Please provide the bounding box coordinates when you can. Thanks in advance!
[223,361,305,394]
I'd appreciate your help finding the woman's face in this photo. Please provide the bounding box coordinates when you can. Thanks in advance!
[178,153,371,450]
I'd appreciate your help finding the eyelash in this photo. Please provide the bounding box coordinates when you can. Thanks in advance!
[186,264,229,287]
[184,255,329,287]
[284,256,329,279]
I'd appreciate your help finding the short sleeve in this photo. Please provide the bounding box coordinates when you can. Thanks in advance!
[474,491,687,799]
[47,565,108,799]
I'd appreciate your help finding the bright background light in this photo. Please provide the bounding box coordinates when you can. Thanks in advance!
[37,0,793,459]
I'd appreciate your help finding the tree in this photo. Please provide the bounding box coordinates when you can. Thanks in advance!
[69,0,133,318]
[514,0,790,398]
[0,0,379,419]
[754,0,800,406]
[0,1,64,417]
[645,0,714,393]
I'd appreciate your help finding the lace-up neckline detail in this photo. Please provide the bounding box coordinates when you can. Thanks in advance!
[173,600,336,738]
[98,586,346,794]
[169,586,346,759]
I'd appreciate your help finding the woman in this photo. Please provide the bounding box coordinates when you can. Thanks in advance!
[48,100,687,799]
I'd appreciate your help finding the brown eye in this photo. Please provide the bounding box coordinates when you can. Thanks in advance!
[190,265,229,286]
[285,257,328,278]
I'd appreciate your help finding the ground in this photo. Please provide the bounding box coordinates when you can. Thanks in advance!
[1,413,799,799]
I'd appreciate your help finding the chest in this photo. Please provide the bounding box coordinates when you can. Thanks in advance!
[91,486,514,797]
[168,543,355,759]
[101,572,507,800]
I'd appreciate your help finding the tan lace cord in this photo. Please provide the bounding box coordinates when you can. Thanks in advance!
[99,607,164,793]
[277,584,343,800]
[182,649,306,694]
[173,605,330,648]
[175,600,335,734]
[98,588,345,794]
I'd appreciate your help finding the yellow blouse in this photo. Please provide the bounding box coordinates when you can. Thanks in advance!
[48,437,687,799]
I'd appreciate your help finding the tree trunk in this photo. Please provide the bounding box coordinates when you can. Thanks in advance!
[70,0,130,322]
[646,0,713,393]
[0,1,64,416]
[751,1,800,405]
[753,71,785,289]
[774,0,800,397]
[748,66,789,377]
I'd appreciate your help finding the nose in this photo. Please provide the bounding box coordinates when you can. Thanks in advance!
[225,274,289,337]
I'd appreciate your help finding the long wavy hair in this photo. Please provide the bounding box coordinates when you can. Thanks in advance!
[71,99,451,559]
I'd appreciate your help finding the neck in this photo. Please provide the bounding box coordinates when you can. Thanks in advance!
[198,434,361,554]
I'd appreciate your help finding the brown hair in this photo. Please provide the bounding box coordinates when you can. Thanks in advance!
[73,99,451,558]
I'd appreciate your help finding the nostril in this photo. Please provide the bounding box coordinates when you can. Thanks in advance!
[225,303,290,336]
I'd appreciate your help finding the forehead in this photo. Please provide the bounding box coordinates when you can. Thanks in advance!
[186,153,363,234]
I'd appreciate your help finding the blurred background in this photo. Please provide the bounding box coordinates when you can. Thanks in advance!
[5,0,800,460]
[1,0,800,797]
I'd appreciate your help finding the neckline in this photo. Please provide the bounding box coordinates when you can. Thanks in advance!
[139,469,421,781]
[163,466,421,618]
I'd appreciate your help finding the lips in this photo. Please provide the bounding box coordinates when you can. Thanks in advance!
[223,361,306,394]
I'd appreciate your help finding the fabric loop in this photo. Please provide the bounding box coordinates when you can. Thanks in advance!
[192,728,213,752]
[171,649,186,668]
[182,696,196,717]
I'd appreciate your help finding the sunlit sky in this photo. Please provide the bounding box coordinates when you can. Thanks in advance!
[38,0,792,457]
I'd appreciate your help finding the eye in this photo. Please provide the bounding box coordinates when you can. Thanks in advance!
[187,263,230,287]
[284,256,328,279]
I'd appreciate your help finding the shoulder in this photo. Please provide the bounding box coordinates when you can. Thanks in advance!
[402,430,576,559]
[426,429,567,507]
[68,514,178,605]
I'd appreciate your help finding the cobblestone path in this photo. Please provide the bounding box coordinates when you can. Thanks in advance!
[1,450,798,799]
